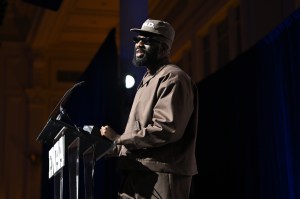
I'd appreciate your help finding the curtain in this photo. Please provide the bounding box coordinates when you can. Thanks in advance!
[192,7,300,199]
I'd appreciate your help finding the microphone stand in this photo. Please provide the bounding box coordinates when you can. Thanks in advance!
[36,81,85,143]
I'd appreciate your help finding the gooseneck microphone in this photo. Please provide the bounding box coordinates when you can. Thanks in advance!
[48,81,85,120]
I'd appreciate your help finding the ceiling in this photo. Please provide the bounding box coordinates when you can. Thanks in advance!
[1,0,120,57]
[0,0,168,52]
[0,0,175,72]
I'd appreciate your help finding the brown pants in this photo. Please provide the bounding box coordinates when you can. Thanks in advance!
[118,171,192,199]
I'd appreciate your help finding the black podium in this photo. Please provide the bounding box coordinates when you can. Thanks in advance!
[36,82,114,199]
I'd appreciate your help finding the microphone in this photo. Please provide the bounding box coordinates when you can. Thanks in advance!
[36,81,85,142]
[49,81,85,120]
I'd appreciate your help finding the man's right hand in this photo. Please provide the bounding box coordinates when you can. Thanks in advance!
[100,125,120,142]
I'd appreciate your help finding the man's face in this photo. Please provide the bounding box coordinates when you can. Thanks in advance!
[132,35,161,67]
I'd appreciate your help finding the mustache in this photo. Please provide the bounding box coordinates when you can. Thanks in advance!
[136,46,145,51]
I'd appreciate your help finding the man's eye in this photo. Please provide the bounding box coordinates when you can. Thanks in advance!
[133,37,148,43]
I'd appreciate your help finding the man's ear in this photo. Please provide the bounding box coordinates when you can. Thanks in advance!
[160,43,170,56]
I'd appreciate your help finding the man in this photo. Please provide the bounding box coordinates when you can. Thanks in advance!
[100,19,198,199]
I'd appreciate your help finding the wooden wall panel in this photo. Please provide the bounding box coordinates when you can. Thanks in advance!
[0,43,31,199]
[25,101,48,199]
[3,96,27,199]
[0,46,5,199]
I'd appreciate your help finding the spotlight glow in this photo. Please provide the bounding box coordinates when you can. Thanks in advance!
[125,75,135,89]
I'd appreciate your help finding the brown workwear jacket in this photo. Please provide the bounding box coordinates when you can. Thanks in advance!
[116,63,198,176]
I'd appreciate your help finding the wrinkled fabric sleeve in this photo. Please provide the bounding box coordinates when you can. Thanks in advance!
[116,75,194,149]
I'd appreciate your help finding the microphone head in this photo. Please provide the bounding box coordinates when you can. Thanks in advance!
[59,105,64,113]
[75,81,85,87]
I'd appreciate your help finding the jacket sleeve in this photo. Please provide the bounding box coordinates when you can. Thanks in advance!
[116,74,194,149]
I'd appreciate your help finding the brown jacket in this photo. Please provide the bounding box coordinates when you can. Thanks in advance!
[116,64,198,176]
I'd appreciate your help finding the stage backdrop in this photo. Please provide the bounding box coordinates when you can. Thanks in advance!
[192,7,300,199]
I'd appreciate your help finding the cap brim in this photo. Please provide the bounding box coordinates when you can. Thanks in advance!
[130,28,172,48]
[130,28,142,32]
[130,28,164,37]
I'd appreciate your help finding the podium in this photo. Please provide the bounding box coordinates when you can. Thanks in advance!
[36,82,115,199]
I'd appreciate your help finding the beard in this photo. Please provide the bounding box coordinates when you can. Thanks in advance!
[132,45,160,67]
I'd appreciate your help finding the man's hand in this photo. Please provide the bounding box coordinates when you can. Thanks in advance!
[100,125,120,142]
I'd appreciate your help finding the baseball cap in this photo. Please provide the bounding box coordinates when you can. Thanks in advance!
[130,19,175,49]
